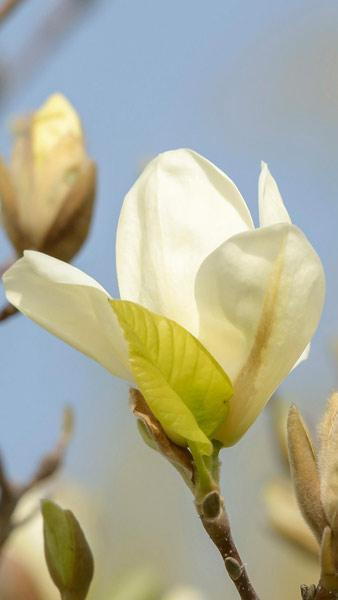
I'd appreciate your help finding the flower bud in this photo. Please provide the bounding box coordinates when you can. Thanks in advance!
[41,500,94,600]
[0,93,96,262]
[318,393,338,529]
[287,405,327,542]
[319,526,338,591]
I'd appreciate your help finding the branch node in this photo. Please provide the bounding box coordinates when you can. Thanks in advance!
[225,556,243,581]
[202,490,222,519]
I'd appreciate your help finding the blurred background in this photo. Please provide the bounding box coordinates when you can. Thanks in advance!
[0,0,337,598]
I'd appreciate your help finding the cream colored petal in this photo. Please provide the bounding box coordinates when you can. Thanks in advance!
[3,251,132,381]
[292,344,310,369]
[11,94,87,247]
[116,148,253,336]
[32,93,83,161]
[259,162,291,227]
[195,223,325,445]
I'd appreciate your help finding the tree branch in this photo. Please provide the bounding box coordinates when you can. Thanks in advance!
[0,303,18,322]
[196,489,259,599]
[131,388,260,599]
[0,407,73,551]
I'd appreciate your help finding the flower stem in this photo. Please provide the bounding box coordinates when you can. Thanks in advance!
[132,391,259,598]
[61,593,86,600]
[195,488,260,600]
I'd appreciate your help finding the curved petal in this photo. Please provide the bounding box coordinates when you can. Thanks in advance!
[259,162,291,226]
[3,251,132,381]
[195,224,325,445]
[116,148,253,336]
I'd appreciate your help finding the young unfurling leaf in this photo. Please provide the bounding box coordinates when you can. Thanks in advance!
[111,300,233,455]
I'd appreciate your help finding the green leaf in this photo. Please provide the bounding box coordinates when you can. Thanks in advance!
[41,500,94,600]
[110,300,233,455]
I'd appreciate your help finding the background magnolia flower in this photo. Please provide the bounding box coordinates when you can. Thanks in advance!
[3,149,325,446]
[264,479,318,556]
[0,93,96,262]
[0,556,42,600]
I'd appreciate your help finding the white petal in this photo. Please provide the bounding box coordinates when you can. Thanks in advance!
[3,251,132,381]
[292,344,310,369]
[116,148,253,336]
[259,162,291,227]
[259,161,309,370]
[195,224,325,445]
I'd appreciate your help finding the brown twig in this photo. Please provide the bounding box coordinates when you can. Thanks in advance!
[0,303,18,322]
[0,0,97,105]
[0,0,24,22]
[196,489,260,600]
[0,407,73,551]
[130,388,194,487]
[310,584,338,599]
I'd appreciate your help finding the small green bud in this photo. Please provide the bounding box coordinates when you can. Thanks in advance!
[41,500,94,600]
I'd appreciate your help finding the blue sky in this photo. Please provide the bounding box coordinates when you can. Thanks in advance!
[0,2,337,597]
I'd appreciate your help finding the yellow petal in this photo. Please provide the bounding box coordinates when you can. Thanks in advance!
[32,93,83,164]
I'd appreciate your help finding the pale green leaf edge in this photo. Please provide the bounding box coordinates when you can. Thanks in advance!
[110,299,233,456]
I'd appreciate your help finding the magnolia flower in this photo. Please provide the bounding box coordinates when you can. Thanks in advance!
[3,150,325,446]
[0,93,96,262]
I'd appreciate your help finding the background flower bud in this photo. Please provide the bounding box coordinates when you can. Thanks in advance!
[287,405,328,542]
[41,500,94,600]
[318,393,338,528]
[0,93,96,262]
